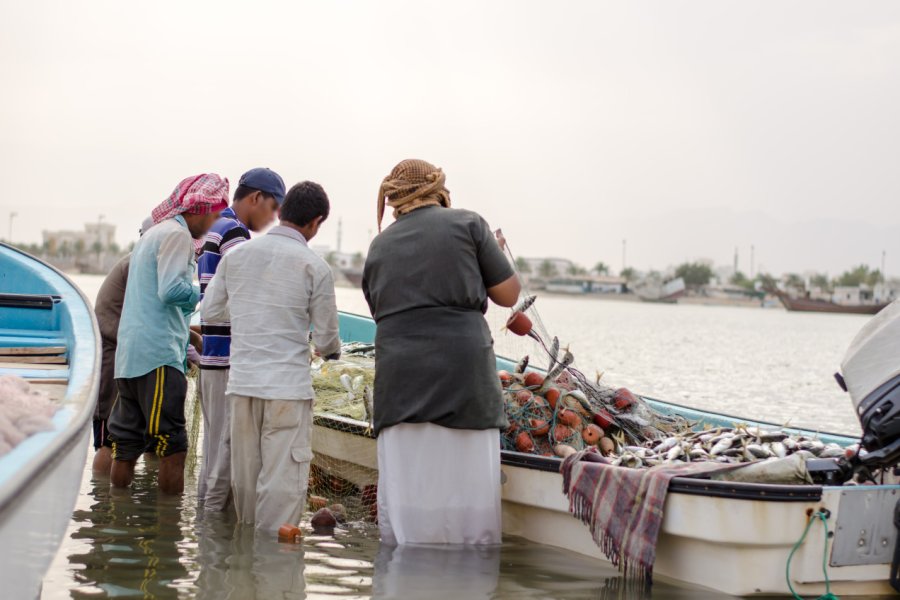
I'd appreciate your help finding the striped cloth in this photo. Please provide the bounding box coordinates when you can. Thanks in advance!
[198,207,251,369]
[560,447,739,583]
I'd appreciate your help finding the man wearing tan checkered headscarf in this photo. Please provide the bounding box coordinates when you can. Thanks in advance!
[376,159,452,232]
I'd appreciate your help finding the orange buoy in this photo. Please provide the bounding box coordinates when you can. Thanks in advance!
[506,311,533,336]
[582,424,603,445]
[515,431,534,452]
[544,387,561,410]
[599,436,616,456]
[515,389,533,405]
[553,424,574,443]
[523,372,544,388]
[308,495,328,511]
[557,408,580,427]
[278,524,302,543]
[498,370,513,387]
[530,418,550,436]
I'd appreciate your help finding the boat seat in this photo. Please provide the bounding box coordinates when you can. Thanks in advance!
[0,328,69,380]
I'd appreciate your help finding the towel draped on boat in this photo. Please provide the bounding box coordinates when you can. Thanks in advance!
[560,447,741,583]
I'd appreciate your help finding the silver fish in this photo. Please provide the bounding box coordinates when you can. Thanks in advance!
[710,437,733,456]
[656,437,680,453]
[769,441,787,458]
[666,444,684,462]
[746,444,771,459]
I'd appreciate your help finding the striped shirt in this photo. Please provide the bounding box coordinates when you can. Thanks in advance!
[198,207,251,369]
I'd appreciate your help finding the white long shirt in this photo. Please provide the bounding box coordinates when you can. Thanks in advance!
[202,225,341,400]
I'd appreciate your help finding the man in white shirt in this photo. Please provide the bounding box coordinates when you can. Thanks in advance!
[202,181,341,534]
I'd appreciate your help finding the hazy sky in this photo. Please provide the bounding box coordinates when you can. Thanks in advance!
[2,1,899,276]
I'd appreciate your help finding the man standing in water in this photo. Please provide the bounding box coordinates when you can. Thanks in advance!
[91,217,157,475]
[203,181,340,534]
[197,167,285,511]
[109,174,228,494]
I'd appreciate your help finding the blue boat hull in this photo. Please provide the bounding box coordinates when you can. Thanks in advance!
[0,243,100,599]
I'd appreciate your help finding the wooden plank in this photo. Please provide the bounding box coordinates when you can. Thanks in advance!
[1,355,67,364]
[27,381,68,402]
[0,346,67,356]
[26,378,69,385]
[0,361,68,371]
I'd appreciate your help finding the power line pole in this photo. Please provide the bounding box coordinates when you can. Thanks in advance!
[337,218,343,253]
[622,239,627,272]
[8,212,17,243]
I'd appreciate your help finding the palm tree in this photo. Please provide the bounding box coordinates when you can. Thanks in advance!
[593,261,610,276]
[620,267,636,281]
[515,257,532,274]
[538,260,558,279]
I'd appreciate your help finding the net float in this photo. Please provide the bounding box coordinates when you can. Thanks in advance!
[515,389,533,405]
[582,424,603,445]
[515,431,535,452]
[506,311,533,336]
[557,408,580,427]
[523,371,544,388]
[544,387,561,409]
[498,370,513,387]
[530,418,550,436]
[614,387,637,411]
[328,503,347,523]
[308,495,328,511]
[592,409,615,429]
[552,424,575,443]
[599,436,616,456]
[278,524,302,543]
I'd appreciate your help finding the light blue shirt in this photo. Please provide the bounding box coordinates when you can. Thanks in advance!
[115,215,201,379]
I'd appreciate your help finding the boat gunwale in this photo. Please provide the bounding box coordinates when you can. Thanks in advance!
[0,243,100,515]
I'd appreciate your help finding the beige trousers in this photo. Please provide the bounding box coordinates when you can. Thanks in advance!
[229,395,313,534]
[199,369,232,511]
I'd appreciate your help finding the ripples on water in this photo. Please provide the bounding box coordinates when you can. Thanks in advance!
[44,276,872,598]
[44,458,731,599]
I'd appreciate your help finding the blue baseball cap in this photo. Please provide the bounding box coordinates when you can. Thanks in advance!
[238,168,286,205]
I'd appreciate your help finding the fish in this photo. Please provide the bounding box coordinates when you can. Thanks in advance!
[710,436,733,456]
[820,444,844,458]
[339,374,354,393]
[769,441,787,458]
[666,444,684,462]
[513,295,537,314]
[799,440,825,455]
[689,447,709,459]
[746,444,771,459]
[655,437,680,454]
[515,356,530,374]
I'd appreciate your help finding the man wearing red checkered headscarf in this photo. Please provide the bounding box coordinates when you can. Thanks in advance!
[109,173,228,495]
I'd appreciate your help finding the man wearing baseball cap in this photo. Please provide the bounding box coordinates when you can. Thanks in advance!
[197,167,285,511]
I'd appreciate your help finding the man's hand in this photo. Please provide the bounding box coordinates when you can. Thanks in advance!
[187,344,201,366]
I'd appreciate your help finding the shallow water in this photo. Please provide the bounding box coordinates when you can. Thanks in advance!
[40,276,871,598]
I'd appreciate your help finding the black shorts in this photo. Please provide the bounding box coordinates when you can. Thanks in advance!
[108,366,188,461]
[92,419,112,450]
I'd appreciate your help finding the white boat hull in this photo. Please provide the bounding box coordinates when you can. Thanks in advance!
[0,418,89,599]
[312,420,896,597]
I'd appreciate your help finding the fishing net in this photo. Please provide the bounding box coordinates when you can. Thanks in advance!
[307,234,865,523]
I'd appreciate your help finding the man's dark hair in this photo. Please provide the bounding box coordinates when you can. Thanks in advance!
[234,184,274,202]
[281,181,330,227]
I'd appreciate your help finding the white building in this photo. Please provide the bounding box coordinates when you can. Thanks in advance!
[42,222,116,255]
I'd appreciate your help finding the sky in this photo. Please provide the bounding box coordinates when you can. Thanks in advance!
[1,1,899,277]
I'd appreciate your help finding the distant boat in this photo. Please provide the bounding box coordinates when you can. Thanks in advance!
[340,267,364,288]
[773,290,890,315]
[0,243,99,599]
[633,276,686,303]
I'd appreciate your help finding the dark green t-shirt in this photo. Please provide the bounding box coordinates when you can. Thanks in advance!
[363,206,515,433]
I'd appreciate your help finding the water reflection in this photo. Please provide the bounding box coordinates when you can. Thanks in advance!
[56,456,734,599]
[67,460,190,598]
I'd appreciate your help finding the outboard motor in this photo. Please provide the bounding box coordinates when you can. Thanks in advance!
[837,300,900,469]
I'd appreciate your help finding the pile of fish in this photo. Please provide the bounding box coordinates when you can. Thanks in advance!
[499,364,856,469]
[609,425,855,468]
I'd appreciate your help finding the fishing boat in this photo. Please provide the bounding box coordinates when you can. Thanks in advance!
[311,311,899,598]
[632,276,686,304]
[0,243,99,599]
[774,289,889,315]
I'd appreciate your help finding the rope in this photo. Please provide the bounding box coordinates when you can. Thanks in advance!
[786,510,839,600]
